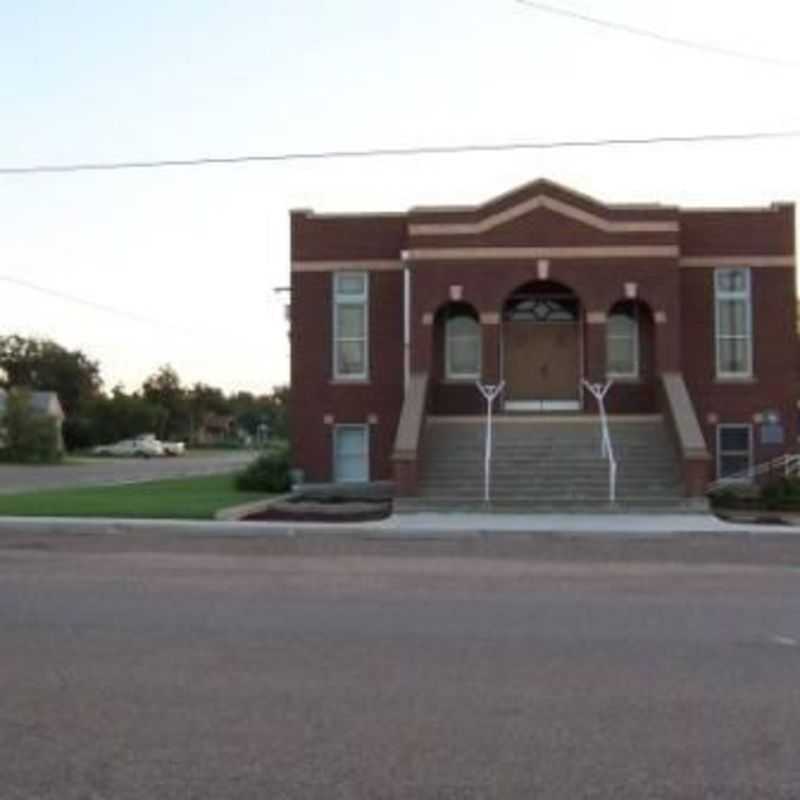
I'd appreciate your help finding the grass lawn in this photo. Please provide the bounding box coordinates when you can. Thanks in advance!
[0,474,272,520]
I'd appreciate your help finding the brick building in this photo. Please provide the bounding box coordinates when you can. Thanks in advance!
[290,179,797,504]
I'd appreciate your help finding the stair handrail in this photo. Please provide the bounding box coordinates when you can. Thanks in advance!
[476,381,506,504]
[707,452,800,492]
[582,380,617,504]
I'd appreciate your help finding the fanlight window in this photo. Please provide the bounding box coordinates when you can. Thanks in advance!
[504,296,578,322]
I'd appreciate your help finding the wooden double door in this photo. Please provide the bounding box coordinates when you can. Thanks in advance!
[503,321,580,405]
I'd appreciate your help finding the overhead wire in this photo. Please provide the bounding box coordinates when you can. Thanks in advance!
[2,129,800,177]
[513,0,800,68]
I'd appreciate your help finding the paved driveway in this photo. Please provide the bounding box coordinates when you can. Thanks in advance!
[0,451,253,494]
[1,545,800,799]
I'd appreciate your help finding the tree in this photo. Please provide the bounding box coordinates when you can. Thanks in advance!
[266,385,289,440]
[89,387,168,445]
[229,385,288,441]
[141,365,189,439]
[0,335,101,416]
[0,389,62,463]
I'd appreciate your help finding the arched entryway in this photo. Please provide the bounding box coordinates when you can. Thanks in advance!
[502,281,582,411]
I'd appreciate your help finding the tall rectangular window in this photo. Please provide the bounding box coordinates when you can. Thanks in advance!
[445,313,481,379]
[606,307,639,378]
[715,268,752,378]
[716,424,753,480]
[334,424,369,482]
[333,272,368,380]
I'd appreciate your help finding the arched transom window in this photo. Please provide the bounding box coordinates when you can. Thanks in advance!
[445,314,481,379]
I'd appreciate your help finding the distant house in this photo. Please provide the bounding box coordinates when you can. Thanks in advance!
[193,412,236,445]
[0,388,66,451]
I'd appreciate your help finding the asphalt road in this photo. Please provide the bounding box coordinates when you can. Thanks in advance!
[2,540,800,799]
[0,451,253,494]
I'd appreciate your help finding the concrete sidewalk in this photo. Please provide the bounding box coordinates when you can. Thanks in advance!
[0,511,795,539]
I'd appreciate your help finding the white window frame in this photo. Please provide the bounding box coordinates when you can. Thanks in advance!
[716,423,754,482]
[333,424,370,483]
[445,314,482,380]
[715,268,753,379]
[332,272,369,381]
[606,308,639,379]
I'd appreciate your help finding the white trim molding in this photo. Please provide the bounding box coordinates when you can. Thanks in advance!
[406,246,679,261]
[679,255,794,268]
[292,259,403,273]
[409,194,678,236]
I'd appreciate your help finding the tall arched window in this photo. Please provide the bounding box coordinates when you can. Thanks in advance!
[607,304,639,378]
[445,314,481,379]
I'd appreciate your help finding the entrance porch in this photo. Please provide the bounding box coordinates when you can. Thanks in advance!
[426,280,655,417]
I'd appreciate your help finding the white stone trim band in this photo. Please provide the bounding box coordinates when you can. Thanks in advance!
[678,256,794,268]
[406,246,678,261]
[292,259,403,272]
[409,195,678,236]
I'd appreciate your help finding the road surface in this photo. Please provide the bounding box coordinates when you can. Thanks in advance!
[0,451,253,495]
[2,539,800,799]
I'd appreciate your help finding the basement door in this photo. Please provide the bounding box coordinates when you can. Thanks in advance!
[503,322,580,411]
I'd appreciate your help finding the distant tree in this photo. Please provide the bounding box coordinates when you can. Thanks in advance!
[90,387,168,445]
[229,385,288,441]
[189,383,229,416]
[141,365,189,439]
[0,389,61,463]
[187,382,231,442]
[0,334,101,416]
[267,385,289,440]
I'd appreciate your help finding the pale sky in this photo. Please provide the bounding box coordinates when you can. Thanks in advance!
[2,0,799,394]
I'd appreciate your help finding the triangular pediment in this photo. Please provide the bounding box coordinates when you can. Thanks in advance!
[409,179,677,237]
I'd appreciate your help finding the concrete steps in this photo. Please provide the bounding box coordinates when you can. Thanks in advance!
[396,414,700,513]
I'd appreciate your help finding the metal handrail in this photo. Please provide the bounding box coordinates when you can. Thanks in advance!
[707,452,800,492]
[476,381,506,504]
[582,380,617,504]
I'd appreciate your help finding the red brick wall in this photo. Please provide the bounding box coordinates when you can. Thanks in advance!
[680,266,799,476]
[289,269,404,482]
[291,212,406,260]
[679,206,794,256]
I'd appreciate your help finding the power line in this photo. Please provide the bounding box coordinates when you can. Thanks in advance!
[513,0,800,68]
[0,273,195,335]
[2,129,800,177]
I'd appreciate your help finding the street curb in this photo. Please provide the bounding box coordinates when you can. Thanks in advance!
[0,517,487,540]
[0,515,797,540]
[214,494,291,521]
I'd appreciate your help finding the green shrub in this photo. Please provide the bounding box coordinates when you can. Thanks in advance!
[710,477,800,511]
[761,477,800,510]
[235,444,291,493]
[708,484,759,510]
[0,390,62,464]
